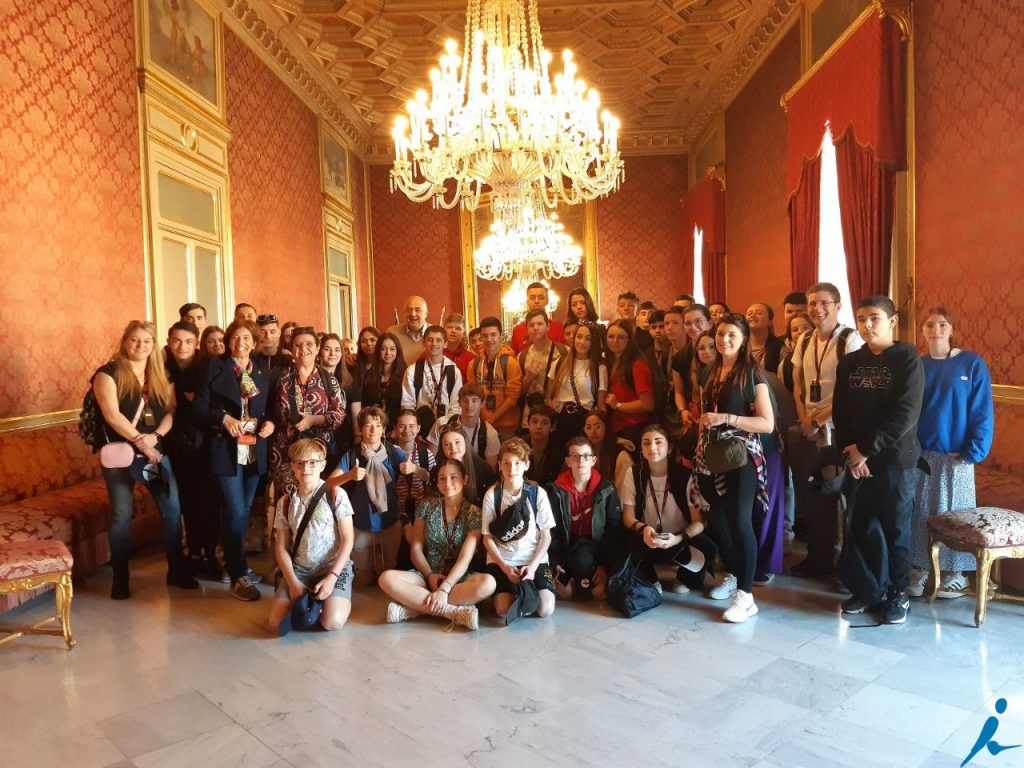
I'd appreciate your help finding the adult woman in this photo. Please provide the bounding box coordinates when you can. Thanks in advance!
[435,423,495,507]
[354,331,406,429]
[354,326,380,383]
[200,325,225,360]
[693,314,774,623]
[547,321,608,450]
[908,307,994,598]
[319,333,358,460]
[604,319,655,439]
[340,337,358,373]
[378,459,496,630]
[776,313,813,393]
[93,321,196,599]
[563,287,599,327]
[583,410,634,492]
[746,303,786,374]
[620,424,717,596]
[270,328,345,496]
[195,319,276,602]
[280,321,298,352]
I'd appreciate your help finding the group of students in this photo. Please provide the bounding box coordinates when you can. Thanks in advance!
[86,279,993,632]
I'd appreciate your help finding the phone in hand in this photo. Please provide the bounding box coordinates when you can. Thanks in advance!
[657,532,672,541]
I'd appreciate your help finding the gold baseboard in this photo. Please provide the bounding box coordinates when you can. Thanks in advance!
[993,385,1024,406]
[0,410,79,436]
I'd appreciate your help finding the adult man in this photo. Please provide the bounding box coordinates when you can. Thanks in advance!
[547,436,624,601]
[468,316,523,441]
[387,295,429,364]
[427,383,500,471]
[510,282,564,353]
[164,321,221,579]
[178,302,207,332]
[833,296,924,624]
[234,303,257,323]
[443,313,475,380]
[789,282,864,577]
[517,309,567,429]
[400,324,463,434]
[615,291,640,322]
[783,291,808,323]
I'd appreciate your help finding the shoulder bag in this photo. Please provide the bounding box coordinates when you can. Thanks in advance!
[99,398,146,469]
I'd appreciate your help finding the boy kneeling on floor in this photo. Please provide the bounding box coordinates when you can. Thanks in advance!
[268,438,355,634]
[481,437,556,624]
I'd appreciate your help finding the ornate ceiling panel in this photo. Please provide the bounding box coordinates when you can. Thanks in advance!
[262,0,798,157]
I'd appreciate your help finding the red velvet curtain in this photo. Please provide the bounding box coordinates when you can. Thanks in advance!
[702,238,726,303]
[682,176,726,301]
[834,131,896,304]
[789,153,821,293]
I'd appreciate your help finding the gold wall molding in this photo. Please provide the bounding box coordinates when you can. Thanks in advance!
[218,0,370,156]
[993,386,1024,406]
[0,410,79,436]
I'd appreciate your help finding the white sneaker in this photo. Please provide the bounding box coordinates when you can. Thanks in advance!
[906,567,929,598]
[670,580,690,594]
[708,573,737,601]
[386,602,418,623]
[722,590,758,624]
[449,605,479,631]
[937,571,968,599]
[654,580,664,595]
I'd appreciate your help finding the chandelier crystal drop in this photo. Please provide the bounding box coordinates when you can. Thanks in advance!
[474,190,582,282]
[390,0,624,213]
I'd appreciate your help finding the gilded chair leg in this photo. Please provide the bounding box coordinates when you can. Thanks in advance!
[975,549,994,628]
[56,572,75,649]
[928,539,942,603]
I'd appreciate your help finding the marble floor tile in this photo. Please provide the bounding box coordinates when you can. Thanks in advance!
[832,683,974,750]
[131,723,281,768]
[764,715,935,768]
[784,633,907,681]
[1,724,127,768]
[741,658,867,712]
[97,691,233,758]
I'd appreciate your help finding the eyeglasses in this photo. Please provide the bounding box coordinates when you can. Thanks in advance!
[807,301,836,309]
[290,459,324,468]
[256,314,278,325]
[566,453,596,462]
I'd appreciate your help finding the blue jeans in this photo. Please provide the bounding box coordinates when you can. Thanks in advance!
[217,464,261,581]
[102,455,184,568]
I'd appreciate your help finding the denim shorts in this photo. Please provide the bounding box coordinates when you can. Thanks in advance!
[275,560,354,600]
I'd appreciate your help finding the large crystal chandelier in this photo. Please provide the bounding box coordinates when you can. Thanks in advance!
[474,189,582,282]
[390,0,623,213]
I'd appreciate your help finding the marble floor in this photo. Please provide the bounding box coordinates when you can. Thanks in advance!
[3,551,1023,768]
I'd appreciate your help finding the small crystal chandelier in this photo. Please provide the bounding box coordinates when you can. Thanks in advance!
[390,0,623,214]
[474,190,582,282]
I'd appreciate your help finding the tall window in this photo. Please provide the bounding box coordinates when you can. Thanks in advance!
[692,225,705,305]
[817,123,854,327]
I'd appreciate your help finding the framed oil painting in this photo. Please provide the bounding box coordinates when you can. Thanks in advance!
[141,0,225,118]
[320,123,351,207]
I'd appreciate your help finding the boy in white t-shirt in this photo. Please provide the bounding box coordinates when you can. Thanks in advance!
[481,437,556,622]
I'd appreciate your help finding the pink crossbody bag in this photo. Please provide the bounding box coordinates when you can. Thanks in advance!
[99,399,145,469]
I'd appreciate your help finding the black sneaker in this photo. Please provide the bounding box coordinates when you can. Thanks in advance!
[753,572,775,586]
[884,592,910,625]
[790,558,836,578]
[841,596,868,614]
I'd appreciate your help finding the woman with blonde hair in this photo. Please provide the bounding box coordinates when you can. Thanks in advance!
[93,321,197,599]
[547,321,608,451]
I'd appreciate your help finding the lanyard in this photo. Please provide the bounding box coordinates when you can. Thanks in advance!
[440,500,460,554]
[812,332,835,383]
[425,360,443,409]
[647,475,670,532]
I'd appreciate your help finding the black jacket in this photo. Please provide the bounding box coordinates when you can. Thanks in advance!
[195,354,272,476]
[546,476,624,569]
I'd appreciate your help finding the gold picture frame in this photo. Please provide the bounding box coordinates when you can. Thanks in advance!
[138,0,226,121]
[320,122,351,208]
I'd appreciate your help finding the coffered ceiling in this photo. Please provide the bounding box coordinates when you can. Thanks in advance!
[254,0,798,157]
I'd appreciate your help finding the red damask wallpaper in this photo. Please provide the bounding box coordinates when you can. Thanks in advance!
[914,0,1023,477]
[225,30,326,329]
[0,0,145,418]
[369,164,463,327]
[595,155,688,314]
[724,26,801,323]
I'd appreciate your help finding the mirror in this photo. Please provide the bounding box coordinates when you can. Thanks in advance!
[459,199,598,334]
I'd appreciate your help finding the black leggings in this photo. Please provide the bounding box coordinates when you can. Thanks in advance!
[699,462,758,593]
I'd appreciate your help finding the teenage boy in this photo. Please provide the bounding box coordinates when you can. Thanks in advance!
[668,304,710,426]
[401,324,463,435]
[634,300,657,352]
[518,309,567,429]
[443,313,475,380]
[392,408,436,559]
[269,439,355,634]
[234,303,257,323]
[789,282,864,577]
[833,296,924,624]
[179,302,207,332]
[468,316,523,441]
[427,383,500,471]
[546,436,624,601]
[673,294,695,311]
[783,291,808,323]
[482,438,556,623]
[524,405,562,485]
[510,282,564,353]
[329,406,418,587]
[616,291,640,322]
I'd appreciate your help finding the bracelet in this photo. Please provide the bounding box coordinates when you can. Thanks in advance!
[330,570,341,579]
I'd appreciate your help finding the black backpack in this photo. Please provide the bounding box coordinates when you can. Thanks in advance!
[413,359,458,402]
[78,370,107,452]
